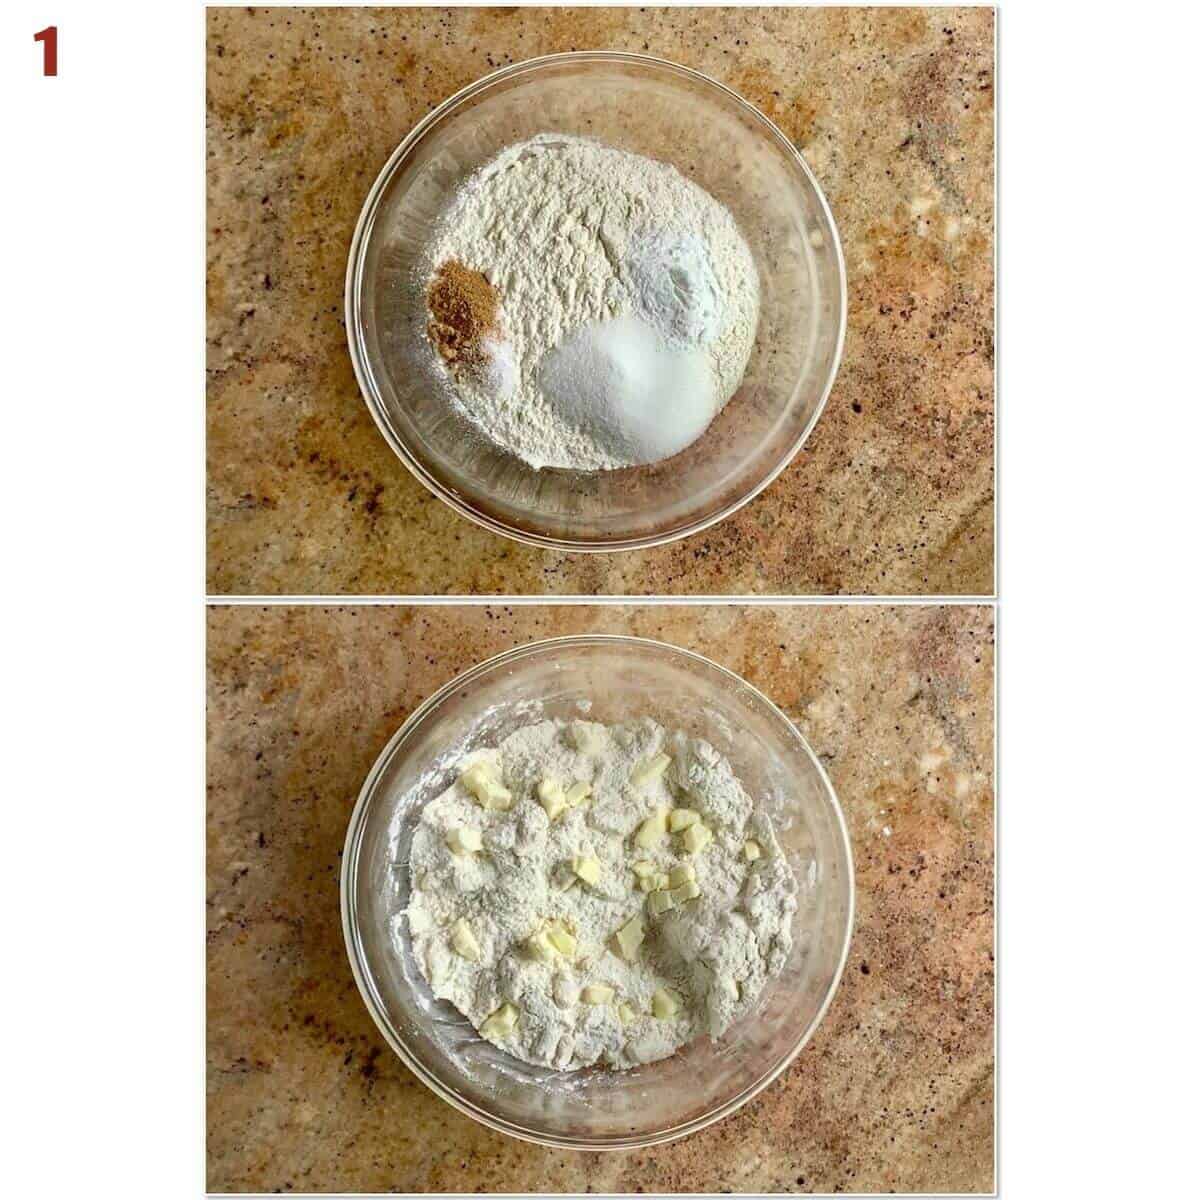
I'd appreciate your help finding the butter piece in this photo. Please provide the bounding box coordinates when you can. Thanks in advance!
[631,860,657,878]
[630,753,671,790]
[634,808,670,849]
[565,781,592,807]
[672,879,701,904]
[617,1001,637,1024]
[637,874,658,893]
[527,929,558,964]
[545,922,577,959]
[537,778,567,821]
[569,722,606,755]
[615,914,645,961]
[668,863,695,887]
[581,984,614,1005]
[743,839,762,862]
[573,856,602,886]
[651,988,678,1019]
[451,918,480,961]
[460,762,512,811]
[480,1002,518,1038]
[646,888,676,917]
[668,807,700,832]
[680,822,713,855]
[445,826,482,855]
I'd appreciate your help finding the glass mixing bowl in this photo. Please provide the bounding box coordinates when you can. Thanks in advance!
[345,53,846,551]
[341,636,854,1148]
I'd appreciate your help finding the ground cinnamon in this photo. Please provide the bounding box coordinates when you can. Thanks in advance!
[426,259,499,366]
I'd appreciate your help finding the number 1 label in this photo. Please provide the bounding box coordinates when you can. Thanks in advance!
[35,26,58,77]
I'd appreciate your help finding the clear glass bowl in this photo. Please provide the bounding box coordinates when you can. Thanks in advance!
[341,636,854,1148]
[345,53,846,551]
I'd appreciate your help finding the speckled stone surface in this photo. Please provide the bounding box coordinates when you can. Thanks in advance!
[206,8,994,596]
[207,605,994,1192]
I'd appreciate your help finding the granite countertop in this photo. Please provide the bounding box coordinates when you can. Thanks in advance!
[207,605,994,1192]
[206,7,994,596]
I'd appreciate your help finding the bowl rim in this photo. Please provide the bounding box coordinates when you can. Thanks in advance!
[344,50,848,553]
[340,633,856,1150]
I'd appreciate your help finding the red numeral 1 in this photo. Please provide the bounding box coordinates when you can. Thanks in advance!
[35,26,58,76]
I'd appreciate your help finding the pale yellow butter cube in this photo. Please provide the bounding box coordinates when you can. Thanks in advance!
[631,860,657,878]
[668,863,695,887]
[581,984,614,1005]
[446,826,482,855]
[668,808,700,832]
[615,914,645,961]
[743,839,762,862]
[672,879,701,904]
[651,988,678,1019]
[680,822,713,855]
[460,762,512,810]
[451,918,480,961]
[537,778,567,820]
[565,781,592,807]
[646,889,676,917]
[573,856,602,886]
[480,1002,518,1038]
[634,808,670,849]
[527,929,558,964]
[545,922,577,959]
[617,1001,637,1024]
[630,753,671,790]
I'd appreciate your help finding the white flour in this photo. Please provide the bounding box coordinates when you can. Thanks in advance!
[422,135,760,470]
[404,716,797,1072]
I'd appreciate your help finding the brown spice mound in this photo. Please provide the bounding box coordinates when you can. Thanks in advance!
[426,259,499,365]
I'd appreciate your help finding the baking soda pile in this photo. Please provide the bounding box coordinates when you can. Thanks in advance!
[421,135,760,470]
[404,716,797,1072]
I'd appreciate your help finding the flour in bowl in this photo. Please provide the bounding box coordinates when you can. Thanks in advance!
[404,716,797,1072]
[420,135,760,470]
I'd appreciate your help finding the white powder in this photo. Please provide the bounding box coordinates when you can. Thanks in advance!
[539,316,716,464]
[404,716,797,1072]
[422,135,760,470]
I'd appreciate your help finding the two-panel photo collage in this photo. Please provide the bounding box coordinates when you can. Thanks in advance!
[206,7,995,1195]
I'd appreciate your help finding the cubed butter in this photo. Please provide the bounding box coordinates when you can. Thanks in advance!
[446,826,482,855]
[680,822,713,855]
[615,914,645,961]
[460,762,512,811]
[743,839,762,862]
[617,1001,637,1023]
[631,860,657,878]
[573,856,602,886]
[565,781,592,807]
[545,922,577,959]
[480,1002,518,1038]
[569,723,606,755]
[527,929,558,964]
[667,863,695,887]
[646,889,676,917]
[672,879,701,904]
[581,984,614,1005]
[537,778,567,820]
[634,808,670,849]
[668,807,700,832]
[630,753,671,790]
[651,988,678,1019]
[451,918,480,961]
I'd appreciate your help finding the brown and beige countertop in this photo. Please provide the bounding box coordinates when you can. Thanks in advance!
[206,7,994,595]
[207,605,994,1192]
